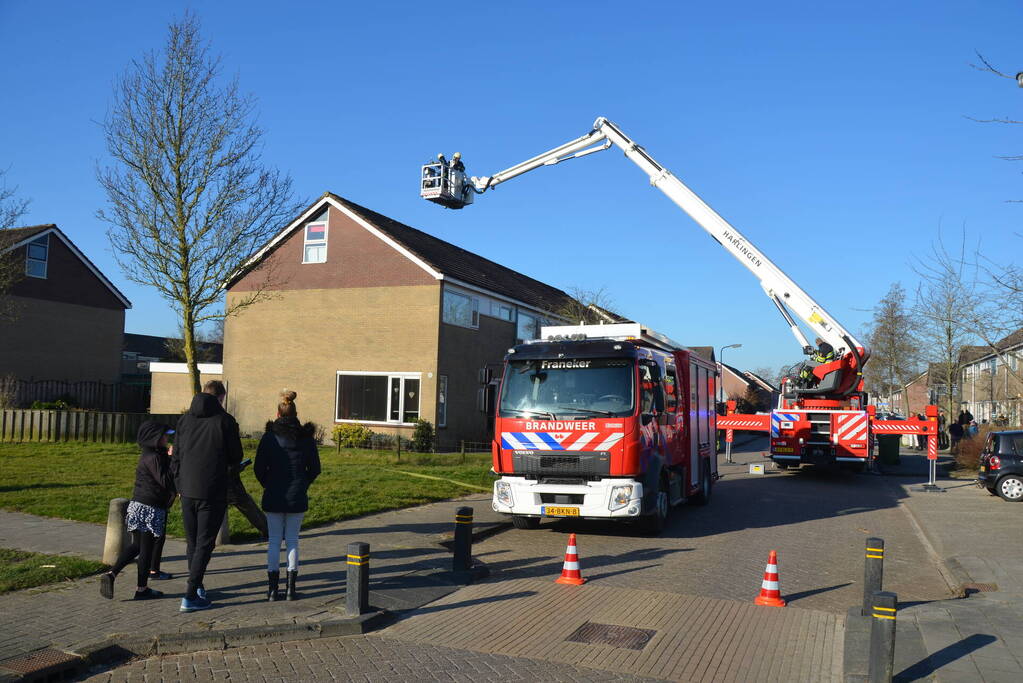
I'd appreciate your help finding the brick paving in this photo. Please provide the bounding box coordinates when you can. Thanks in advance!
[0,493,507,664]
[888,475,1023,682]
[380,578,844,682]
[470,443,951,615]
[80,635,659,682]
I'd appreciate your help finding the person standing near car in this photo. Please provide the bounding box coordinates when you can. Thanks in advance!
[172,380,243,612]
[255,390,320,601]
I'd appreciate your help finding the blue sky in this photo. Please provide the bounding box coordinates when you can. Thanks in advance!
[2,1,1021,372]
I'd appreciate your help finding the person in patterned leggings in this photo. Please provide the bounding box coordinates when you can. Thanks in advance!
[100,421,177,600]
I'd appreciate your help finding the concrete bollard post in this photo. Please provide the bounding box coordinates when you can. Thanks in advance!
[869,591,897,683]
[346,542,370,616]
[102,498,129,565]
[216,508,230,546]
[453,506,473,572]
[862,537,885,615]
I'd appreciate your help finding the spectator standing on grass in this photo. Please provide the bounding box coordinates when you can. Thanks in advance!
[172,380,243,612]
[949,421,964,452]
[255,390,321,602]
[100,421,176,600]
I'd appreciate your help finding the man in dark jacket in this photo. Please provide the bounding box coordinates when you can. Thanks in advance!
[171,380,242,612]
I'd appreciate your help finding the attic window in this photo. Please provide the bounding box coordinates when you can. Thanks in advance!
[303,222,328,264]
[25,234,48,279]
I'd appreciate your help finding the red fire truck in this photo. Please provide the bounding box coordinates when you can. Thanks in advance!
[491,323,717,531]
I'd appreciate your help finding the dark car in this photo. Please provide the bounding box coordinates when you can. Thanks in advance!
[977,430,1023,502]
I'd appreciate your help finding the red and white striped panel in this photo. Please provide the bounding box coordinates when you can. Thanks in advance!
[718,416,770,431]
[872,422,924,433]
[834,413,868,443]
[928,435,938,461]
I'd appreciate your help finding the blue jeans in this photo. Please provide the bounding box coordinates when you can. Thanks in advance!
[266,511,304,572]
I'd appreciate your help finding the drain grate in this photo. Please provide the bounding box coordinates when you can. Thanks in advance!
[963,582,998,595]
[0,647,82,677]
[565,621,656,651]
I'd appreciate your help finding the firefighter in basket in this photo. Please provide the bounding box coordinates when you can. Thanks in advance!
[796,337,835,388]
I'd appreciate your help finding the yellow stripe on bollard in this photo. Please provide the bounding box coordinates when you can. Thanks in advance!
[346,554,369,565]
[872,613,896,620]
[866,547,884,552]
[866,554,884,559]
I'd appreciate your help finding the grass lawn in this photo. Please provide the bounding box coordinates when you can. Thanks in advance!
[0,548,105,594]
[0,441,495,542]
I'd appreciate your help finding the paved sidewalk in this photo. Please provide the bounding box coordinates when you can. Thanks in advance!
[0,493,508,668]
[82,635,659,682]
[381,577,844,682]
[889,470,1023,682]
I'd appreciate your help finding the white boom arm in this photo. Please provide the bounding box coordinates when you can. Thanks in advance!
[468,117,865,359]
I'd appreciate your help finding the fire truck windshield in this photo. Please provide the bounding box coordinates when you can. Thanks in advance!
[499,358,635,419]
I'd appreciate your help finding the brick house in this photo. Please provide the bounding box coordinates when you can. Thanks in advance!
[960,332,1023,424]
[0,225,130,384]
[223,193,574,444]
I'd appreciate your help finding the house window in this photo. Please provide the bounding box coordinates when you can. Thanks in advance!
[335,372,421,424]
[1012,354,1019,371]
[443,289,479,328]
[25,234,48,278]
[302,222,328,264]
[437,375,448,427]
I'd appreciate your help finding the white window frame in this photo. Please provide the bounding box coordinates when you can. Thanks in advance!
[302,221,328,264]
[442,288,479,329]
[25,234,48,279]
[334,371,423,426]
[437,375,448,428]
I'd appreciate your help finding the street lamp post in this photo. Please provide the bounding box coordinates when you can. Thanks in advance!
[718,343,742,464]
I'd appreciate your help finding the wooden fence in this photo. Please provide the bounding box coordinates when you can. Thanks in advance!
[0,410,180,443]
[2,379,151,413]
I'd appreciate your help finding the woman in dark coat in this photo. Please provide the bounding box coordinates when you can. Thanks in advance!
[255,390,321,601]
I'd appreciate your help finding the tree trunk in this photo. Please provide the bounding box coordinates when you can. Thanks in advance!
[183,308,201,395]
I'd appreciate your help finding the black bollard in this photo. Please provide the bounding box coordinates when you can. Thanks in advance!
[869,591,897,683]
[346,542,369,616]
[453,506,473,572]
[862,537,885,615]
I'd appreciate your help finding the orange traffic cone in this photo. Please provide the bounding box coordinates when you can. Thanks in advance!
[754,550,786,606]
[555,533,586,585]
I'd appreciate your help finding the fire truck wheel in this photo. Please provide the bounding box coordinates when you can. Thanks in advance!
[511,516,541,530]
[691,460,713,506]
[642,477,670,535]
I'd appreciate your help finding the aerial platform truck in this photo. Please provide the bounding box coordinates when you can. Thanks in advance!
[420,118,943,512]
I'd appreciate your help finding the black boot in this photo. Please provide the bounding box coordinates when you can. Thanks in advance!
[286,570,298,601]
[267,571,280,602]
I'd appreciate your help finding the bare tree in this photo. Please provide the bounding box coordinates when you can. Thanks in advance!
[912,231,978,419]
[0,169,32,318]
[98,13,301,394]
[863,282,921,400]
[548,286,621,325]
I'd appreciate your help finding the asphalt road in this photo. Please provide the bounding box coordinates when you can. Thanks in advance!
[472,436,951,614]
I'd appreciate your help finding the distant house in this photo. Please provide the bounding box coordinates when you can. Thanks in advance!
[220,193,576,443]
[0,225,130,386]
[718,362,773,411]
[959,332,1023,424]
[122,332,223,378]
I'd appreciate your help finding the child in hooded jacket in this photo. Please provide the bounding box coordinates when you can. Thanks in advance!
[100,420,176,600]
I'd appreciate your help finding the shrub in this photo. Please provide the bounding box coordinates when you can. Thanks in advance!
[954,424,994,471]
[411,419,434,452]
[369,432,395,450]
[332,423,374,448]
[29,399,76,410]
